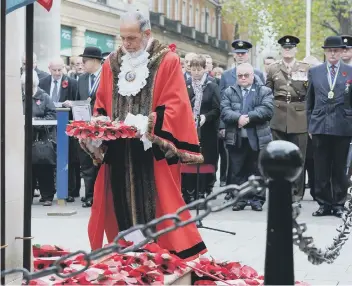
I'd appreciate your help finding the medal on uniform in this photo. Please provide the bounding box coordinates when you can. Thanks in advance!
[326,63,340,99]
[125,71,136,82]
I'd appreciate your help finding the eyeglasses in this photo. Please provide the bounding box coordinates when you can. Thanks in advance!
[237,73,251,79]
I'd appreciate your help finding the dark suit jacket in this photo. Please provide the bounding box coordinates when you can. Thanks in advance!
[77,73,99,112]
[39,75,78,102]
[39,74,79,162]
[307,61,352,136]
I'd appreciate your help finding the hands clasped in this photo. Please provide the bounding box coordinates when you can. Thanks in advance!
[238,115,249,128]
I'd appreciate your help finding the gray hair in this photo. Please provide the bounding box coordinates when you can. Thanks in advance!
[20,70,39,87]
[120,10,151,32]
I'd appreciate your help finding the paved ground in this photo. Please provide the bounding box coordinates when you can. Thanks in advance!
[31,183,352,285]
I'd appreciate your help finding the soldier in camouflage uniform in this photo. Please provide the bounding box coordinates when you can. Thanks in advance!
[266,35,310,205]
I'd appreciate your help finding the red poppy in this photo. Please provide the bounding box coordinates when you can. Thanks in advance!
[169,43,177,52]
[62,80,69,88]
[240,265,258,279]
[347,79,352,84]
[342,72,347,77]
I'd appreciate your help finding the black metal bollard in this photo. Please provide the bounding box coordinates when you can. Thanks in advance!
[259,140,303,285]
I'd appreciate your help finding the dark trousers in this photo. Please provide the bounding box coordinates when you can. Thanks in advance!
[32,164,55,201]
[271,129,308,202]
[78,148,99,200]
[227,138,265,206]
[312,135,351,208]
[68,163,81,197]
[304,137,315,200]
[217,138,228,183]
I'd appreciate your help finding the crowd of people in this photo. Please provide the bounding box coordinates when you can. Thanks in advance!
[181,34,352,218]
[22,9,352,222]
[19,10,352,259]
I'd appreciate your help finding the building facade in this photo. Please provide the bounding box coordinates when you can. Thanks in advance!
[57,0,234,68]
[149,0,234,67]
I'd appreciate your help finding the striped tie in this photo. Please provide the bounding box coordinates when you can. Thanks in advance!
[330,65,336,82]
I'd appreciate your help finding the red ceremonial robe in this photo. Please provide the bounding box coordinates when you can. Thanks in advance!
[87,44,207,261]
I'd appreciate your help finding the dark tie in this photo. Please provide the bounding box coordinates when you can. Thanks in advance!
[242,88,250,113]
[52,80,58,102]
[90,74,96,91]
[330,65,336,82]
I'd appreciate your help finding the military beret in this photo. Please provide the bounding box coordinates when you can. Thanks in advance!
[342,35,352,48]
[278,35,300,48]
[231,40,252,53]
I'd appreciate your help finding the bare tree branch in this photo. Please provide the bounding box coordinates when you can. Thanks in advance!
[320,20,340,34]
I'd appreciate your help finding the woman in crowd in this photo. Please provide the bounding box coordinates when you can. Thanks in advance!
[182,54,220,203]
[21,70,57,206]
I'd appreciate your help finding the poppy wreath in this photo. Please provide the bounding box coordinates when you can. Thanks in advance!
[28,242,309,285]
[66,120,137,141]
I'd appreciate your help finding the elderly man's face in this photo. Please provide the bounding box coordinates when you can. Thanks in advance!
[324,48,342,65]
[237,66,254,87]
[49,62,64,80]
[120,22,149,54]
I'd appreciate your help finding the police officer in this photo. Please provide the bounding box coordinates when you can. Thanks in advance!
[341,35,352,65]
[266,35,310,205]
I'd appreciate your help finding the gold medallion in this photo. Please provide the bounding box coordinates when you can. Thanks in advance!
[328,91,334,99]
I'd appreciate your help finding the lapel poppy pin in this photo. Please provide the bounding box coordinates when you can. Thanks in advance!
[62,80,68,88]
[36,100,41,105]
[342,72,347,77]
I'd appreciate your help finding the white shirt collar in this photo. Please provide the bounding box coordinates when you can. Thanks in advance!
[241,85,252,92]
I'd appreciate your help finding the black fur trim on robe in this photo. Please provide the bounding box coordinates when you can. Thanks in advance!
[104,139,156,231]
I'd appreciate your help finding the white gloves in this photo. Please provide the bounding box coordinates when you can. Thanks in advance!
[200,114,206,127]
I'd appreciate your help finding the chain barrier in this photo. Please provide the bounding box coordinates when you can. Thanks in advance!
[292,193,352,265]
[0,176,265,284]
[2,175,352,283]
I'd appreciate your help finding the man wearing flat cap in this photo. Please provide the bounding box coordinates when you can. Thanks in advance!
[341,35,352,65]
[266,35,310,206]
[306,36,352,218]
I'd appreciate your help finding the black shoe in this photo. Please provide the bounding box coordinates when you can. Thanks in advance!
[82,200,93,208]
[312,206,331,216]
[39,197,45,203]
[251,204,263,211]
[232,205,245,211]
[81,197,86,202]
[66,196,75,203]
[332,208,344,218]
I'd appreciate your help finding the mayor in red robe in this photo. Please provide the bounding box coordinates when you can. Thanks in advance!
[85,14,207,261]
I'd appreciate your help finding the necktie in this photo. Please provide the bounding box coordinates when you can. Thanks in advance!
[90,74,96,92]
[52,80,58,102]
[330,65,336,82]
[242,88,250,113]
